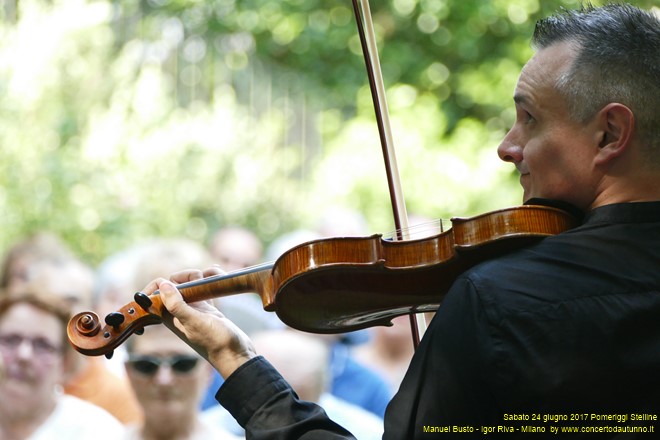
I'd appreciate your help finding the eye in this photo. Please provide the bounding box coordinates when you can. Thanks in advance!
[514,106,535,126]
[32,338,60,355]
[171,356,199,373]
[128,358,160,375]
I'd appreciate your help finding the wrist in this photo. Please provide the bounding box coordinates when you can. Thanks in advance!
[209,347,257,379]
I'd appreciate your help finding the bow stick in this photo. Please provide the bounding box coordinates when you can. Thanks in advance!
[349,0,428,347]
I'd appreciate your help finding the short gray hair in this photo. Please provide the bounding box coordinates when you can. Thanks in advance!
[532,3,659,156]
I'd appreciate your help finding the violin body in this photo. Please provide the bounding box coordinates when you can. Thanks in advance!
[68,204,578,356]
[274,204,577,331]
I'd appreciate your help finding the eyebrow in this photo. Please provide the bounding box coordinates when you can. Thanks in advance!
[513,94,529,105]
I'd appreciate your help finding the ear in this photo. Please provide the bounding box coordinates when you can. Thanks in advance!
[593,103,635,166]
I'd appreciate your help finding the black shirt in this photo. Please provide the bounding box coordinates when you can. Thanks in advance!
[217,201,660,439]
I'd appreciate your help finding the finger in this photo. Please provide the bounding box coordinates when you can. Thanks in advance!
[159,280,220,325]
[188,298,224,315]
[140,277,168,295]
[157,276,220,316]
[159,280,191,319]
[202,265,226,277]
[170,269,205,284]
[157,281,210,353]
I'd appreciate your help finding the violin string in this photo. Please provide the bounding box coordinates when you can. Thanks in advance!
[384,219,450,241]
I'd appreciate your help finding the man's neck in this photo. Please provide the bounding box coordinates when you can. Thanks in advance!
[588,173,660,211]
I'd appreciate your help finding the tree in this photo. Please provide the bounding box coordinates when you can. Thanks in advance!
[0,0,654,263]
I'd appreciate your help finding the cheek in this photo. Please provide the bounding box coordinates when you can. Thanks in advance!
[27,362,66,399]
[527,137,589,198]
[526,129,572,173]
[127,375,154,398]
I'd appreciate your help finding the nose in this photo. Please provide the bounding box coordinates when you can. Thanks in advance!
[153,364,175,384]
[16,339,35,359]
[497,130,523,164]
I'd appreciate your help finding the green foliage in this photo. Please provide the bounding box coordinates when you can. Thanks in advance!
[0,0,655,263]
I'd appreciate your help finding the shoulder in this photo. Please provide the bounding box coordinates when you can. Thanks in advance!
[59,394,120,418]
[31,395,125,440]
[458,203,660,305]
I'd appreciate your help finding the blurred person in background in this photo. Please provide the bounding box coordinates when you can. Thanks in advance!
[94,238,214,375]
[95,243,155,336]
[20,257,96,315]
[203,329,383,440]
[0,294,125,439]
[130,238,214,298]
[209,226,263,272]
[0,232,72,297]
[351,315,415,394]
[207,226,280,337]
[14,255,143,425]
[123,321,242,440]
[120,237,232,414]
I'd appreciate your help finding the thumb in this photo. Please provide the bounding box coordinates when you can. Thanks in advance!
[159,280,191,320]
[157,280,210,359]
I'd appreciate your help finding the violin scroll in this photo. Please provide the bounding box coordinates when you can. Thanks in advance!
[67,292,166,357]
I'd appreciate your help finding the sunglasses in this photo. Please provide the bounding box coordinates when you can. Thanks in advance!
[126,355,200,376]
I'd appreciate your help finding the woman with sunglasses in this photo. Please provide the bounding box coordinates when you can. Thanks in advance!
[123,324,242,440]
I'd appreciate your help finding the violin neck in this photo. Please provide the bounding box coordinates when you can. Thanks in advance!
[173,262,276,310]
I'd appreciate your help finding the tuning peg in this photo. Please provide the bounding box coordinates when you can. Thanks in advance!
[134,292,153,310]
[104,312,125,329]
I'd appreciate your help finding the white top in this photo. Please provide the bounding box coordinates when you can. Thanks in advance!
[202,392,383,440]
[122,417,243,440]
[28,394,125,440]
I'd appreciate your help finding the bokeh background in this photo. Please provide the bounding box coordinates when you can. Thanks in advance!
[1,0,656,263]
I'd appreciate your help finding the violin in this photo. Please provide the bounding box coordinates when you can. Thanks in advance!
[67,203,579,357]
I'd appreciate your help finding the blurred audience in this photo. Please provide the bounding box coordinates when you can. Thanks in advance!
[130,238,213,292]
[0,294,125,439]
[208,226,280,337]
[315,206,370,239]
[0,232,72,297]
[19,257,96,315]
[113,237,235,414]
[326,336,392,418]
[351,315,415,394]
[95,238,213,375]
[209,226,263,271]
[203,329,383,440]
[0,214,405,435]
[19,255,143,425]
[123,324,242,439]
[95,242,156,332]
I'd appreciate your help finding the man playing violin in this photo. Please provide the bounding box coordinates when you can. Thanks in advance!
[144,3,660,439]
